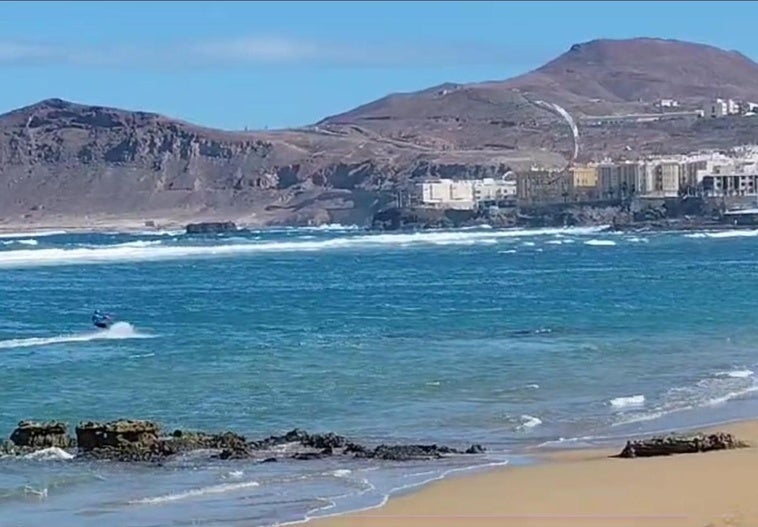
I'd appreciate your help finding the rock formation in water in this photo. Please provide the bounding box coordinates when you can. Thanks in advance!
[1,419,485,463]
[9,421,73,450]
[185,221,239,234]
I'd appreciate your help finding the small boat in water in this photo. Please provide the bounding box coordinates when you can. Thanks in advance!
[91,310,115,329]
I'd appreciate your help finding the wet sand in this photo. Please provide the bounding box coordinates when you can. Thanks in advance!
[312,421,758,527]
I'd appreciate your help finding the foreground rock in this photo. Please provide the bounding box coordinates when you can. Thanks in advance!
[75,420,171,462]
[10,421,73,449]
[2,419,486,464]
[618,432,747,458]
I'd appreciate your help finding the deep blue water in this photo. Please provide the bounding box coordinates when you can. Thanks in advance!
[2,225,758,526]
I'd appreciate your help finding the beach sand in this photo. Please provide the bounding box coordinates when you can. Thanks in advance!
[312,421,758,527]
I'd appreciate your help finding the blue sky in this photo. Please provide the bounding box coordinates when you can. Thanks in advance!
[0,1,755,130]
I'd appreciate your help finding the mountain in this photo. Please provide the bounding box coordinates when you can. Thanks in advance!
[2,38,758,228]
[506,38,758,108]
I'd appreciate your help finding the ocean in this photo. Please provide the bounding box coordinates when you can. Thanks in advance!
[2,224,758,526]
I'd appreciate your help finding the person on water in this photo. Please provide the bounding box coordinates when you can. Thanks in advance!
[92,310,113,329]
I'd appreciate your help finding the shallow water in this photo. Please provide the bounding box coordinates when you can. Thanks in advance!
[2,225,758,526]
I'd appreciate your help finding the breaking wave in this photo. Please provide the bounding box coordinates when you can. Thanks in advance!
[685,229,758,239]
[22,447,74,461]
[584,239,617,247]
[1,239,38,246]
[0,322,152,350]
[0,230,66,239]
[0,226,608,269]
[517,415,543,430]
[129,480,260,505]
[716,369,754,379]
[609,395,645,408]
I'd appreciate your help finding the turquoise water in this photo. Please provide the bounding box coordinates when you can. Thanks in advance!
[2,225,758,526]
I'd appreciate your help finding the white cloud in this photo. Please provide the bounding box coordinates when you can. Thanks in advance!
[0,36,530,69]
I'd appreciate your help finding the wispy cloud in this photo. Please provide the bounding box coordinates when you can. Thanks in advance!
[0,36,539,69]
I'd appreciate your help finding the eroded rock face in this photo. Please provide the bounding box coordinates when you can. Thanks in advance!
[10,421,73,449]
[618,432,747,458]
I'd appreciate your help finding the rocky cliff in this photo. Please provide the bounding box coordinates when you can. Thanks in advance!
[3,38,758,227]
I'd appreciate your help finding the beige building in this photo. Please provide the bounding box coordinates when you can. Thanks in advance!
[597,162,642,198]
[702,173,758,196]
[472,177,517,202]
[570,165,598,188]
[517,170,572,204]
[419,179,475,210]
[645,162,682,198]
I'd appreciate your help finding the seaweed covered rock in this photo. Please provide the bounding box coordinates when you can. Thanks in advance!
[618,432,746,458]
[10,421,73,449]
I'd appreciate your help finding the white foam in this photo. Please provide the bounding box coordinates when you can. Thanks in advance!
[525,383,540,389]
[22,447,74,461]
[609,395,645,408]
[332,469,352,478]
[2,238,39,246]
[0,226,608,269]
[0,322,152,350]
[685,229,758,239]
[627,237,649,243]
[0,230,66,239]
[23,485,48,499]
[130,480,260,505]
[110,240,163,248]
[222,470,244,480]
[705,385,758,406]
[518,415,543,429]
[716,369,754,379]
[302,223,361,232]
[584,239,617,246]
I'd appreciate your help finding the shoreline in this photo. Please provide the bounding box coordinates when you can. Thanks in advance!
[309,418,758,527]
[0,218,755,237]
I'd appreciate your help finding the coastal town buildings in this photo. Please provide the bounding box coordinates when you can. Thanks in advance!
[418,176,516,210]
[415,147,758,211]
[516,170,572,204]
[419,179,475,210]
[704,98,758,118]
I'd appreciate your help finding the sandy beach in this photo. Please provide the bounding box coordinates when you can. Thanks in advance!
[312,421,758,527]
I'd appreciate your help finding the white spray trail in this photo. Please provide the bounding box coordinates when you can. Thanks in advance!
[0,322,153,350]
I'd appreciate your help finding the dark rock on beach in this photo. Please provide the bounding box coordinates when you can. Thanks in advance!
[618,432,747,458]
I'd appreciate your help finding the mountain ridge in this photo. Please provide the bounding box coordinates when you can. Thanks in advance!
[2,37,758,228]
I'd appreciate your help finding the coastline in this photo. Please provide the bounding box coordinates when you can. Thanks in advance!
[309,419,758,527]
[0,216,754,237]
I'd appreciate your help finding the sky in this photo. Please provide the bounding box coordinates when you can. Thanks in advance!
[0,1,756,130]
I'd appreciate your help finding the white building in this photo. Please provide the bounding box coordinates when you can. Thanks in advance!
[419,179,475,210]
[658,99,679,108]
[706,98,741,118]
[472,177,517,202]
